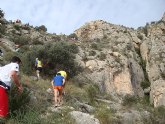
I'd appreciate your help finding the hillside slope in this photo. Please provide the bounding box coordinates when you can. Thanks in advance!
[0,9,165,124]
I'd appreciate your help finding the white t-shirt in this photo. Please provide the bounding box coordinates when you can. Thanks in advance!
[0,62,19,87]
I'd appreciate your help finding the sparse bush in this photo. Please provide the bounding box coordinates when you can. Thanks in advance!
[123,29,128,33]
[122,95,138,106]
[139,59,150,89]
[52,35,61,41]
[161,72,165,79]
[98,52,106,60]
[84,83,99,103]
[67,43,79,54]
[141,80,150,89]
[103,34,108,39]
[95,104,114,124]
[91,43,101,51]
[94,38,100,42]
[157,20,165,24]
[126,43,132,51]
[63,82,90,108]
[3,52,18,62]
[135,47,140,55]
[9,85,30,116]
[68,33,78,40]
[151,106,165,124]
[22,24,31,30]
[0,8,4,17]
[18,45,30,53]
[0,24,6,34]
[143,25,148,36]
[137,34,143,40]
[35,25,47,32]
[31,38,43,45]
[151,21,156,24]
[14,25,21,31]
[89,50,96,56]
[11,35,31,46]
[9,109,42,124]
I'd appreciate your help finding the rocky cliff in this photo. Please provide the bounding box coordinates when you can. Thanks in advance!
[74,15,165,107]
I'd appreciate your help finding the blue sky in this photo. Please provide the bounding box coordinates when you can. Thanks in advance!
[0,0,165,34]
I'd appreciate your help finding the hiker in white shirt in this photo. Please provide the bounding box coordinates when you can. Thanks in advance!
[0,56,23,119]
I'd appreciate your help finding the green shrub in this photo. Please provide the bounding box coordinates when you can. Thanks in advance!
[151,106,165,124]
[143,25,148,36]
[21,42,81,78]
[9,85,30,115]
[89,50,96,56]
[52,35,61,42]
[91,43,101,51]
[122,95,138,107]
[67,43,79,54]
[68,33,78,40]
[161,72,165,80]
[84,83,99,104]
[139,59,150,89]
[22,24,31,30]
[0,24,6,34]
[9,109,42,124]
[11,35,31,46]
[135,47,140,55]
[18,45,30,54]
[95,104,114,124]
[0,8,4,17]
[31,38,44,45]
[137,34,143,40]
[97,52,106,60]
[103,34,108,39]
[64,83,89,105]
[3,52,18,62]
[126,43,132,51]
[14,25,21,31]
[123,29,128,33]
[141,80,150,89]
[35,25,47,32]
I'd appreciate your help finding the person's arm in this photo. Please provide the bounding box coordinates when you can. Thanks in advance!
[10,70,23,92]
[51,80,54,89]
[62,79,65,86]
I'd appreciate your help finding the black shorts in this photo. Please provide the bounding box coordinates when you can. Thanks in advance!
[0,81,10,91]
[36,67,42,72]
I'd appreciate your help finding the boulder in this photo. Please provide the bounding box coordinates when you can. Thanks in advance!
[70,111,100,124]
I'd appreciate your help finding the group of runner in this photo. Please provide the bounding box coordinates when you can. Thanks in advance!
[0,56,67,120]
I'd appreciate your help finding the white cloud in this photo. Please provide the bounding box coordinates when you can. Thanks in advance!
[0,0,165,34]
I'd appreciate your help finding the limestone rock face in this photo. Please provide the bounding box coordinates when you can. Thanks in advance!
[150,79,165,107]
[144,20,165,107]
[113,69,134,95]
[75,20,145,98]
[74,16,165,106]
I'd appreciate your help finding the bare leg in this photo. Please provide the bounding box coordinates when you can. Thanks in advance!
[36,70,40,79]
[58,89,63,106]
[54,89,58,106]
